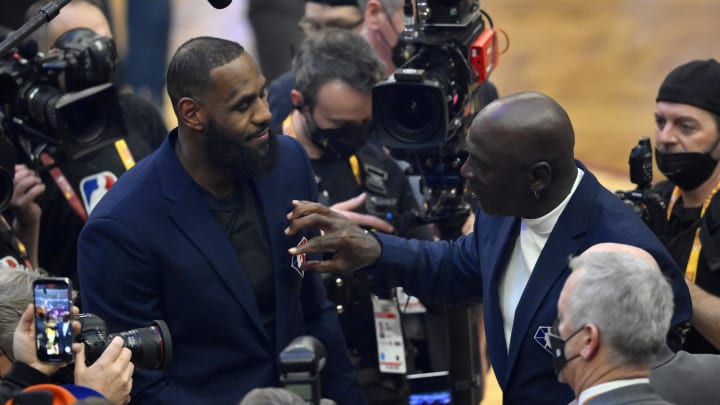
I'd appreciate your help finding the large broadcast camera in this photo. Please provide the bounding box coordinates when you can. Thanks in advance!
[615,137,666,223]
[77,313,173,370]
[372,0,499,237]
[0,0,126,167]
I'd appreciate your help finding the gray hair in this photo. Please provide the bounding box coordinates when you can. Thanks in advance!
[292,28,384,109]
[565,250,673,368]
[238,388,306,405]
[0,266,40,357]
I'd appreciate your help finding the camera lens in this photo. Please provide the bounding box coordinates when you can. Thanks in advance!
[392,89,434,133]
[110,320,173,370]
[78,314,173,370]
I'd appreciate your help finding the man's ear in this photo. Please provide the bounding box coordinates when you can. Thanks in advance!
[177,97,205,131]
[290,89,305,110]
[529,161,552,195]
[580,324,600,360]
[364,0,383,30]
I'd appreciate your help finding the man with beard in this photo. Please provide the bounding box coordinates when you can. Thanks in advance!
[284,92,693,404]
[77,37,364,405]
[646,59,720,354]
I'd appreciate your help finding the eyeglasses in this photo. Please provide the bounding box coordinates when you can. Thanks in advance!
[297,16,365,35]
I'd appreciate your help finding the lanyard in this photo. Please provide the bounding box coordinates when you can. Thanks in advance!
[666,182,720,283]
[39,139,135,222]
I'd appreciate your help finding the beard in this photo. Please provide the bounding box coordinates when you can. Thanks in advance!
[204,118,278,179]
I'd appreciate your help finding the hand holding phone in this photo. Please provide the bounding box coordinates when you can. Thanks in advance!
[32,277,74,363]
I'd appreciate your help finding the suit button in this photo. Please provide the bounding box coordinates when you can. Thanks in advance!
[336,305,344,314]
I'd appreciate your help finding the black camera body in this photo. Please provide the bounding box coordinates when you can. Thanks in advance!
[0,27,126,164]
[373,0,496,149]
[616,137,666,223]
[76,313,173,370]
[279,336,326,405]
[371,0,498,236]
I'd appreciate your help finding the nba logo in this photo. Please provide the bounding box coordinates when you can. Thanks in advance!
[290,237,308,278]
[80,171,118,216]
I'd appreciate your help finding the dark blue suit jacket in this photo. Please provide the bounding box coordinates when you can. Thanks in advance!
[78,130,364,405]
[369,163,692,405]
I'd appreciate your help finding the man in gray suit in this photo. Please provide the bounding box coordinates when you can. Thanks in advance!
[650,343,720,404]
[550,243,675,405]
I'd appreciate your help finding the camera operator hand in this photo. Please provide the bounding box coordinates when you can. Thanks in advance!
[12,304,79,376]
[74,337,133,405]
[330,193,395,233]
[9,165,45,267]
[286,200,382,273]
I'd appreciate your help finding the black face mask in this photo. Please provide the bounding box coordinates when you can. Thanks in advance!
[546,318,583,383]
[655,147,720,191]
[303,111,372,159]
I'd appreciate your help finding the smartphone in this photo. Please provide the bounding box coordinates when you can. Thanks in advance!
[33,277,74,363]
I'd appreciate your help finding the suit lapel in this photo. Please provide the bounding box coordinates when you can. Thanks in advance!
[484,217,520,386]
[505,165,596,380]
[157,133,269,342]
[253,173,297,355]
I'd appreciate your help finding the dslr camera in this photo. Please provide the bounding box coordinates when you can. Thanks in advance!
[76,313,173,370]
[279,336,327,405]
[0,23,126,164]
[372,0,499,235]
[615,137,666,223]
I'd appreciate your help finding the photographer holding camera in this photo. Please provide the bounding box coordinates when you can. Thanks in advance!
[4,0,167,286]
[283,27,434,404]
[0,266,133,405]
[644,59,720,354]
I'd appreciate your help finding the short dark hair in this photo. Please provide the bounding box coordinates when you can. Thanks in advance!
[292,28,383,109]
[166,37,246,115]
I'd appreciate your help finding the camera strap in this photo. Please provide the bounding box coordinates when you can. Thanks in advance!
[666,181,720,282]
[39,152,87,222]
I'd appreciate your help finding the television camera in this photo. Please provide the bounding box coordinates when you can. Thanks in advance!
[372,0,499,238]
[615,137,666,224]
[371,2,499,404]
[0,0,126,169]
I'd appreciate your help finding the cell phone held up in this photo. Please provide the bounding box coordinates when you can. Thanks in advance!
[33,277,74,363]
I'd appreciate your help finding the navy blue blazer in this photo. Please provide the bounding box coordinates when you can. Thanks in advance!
[369,162,692,405]
[78,131,364,405]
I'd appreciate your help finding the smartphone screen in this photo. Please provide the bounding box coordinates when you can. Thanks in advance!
[33,277,74,363]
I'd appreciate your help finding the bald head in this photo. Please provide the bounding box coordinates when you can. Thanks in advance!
[471,92,575,166]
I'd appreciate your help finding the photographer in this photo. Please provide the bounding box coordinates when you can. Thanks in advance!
[283,28,434,404]
[9,0,167,285]
[646,59,720,354]
[0,267,133,405]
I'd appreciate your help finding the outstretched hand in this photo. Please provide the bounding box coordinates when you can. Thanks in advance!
[285,200,382,274]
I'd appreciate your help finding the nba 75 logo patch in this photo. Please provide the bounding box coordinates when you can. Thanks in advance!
[290,237,308,277]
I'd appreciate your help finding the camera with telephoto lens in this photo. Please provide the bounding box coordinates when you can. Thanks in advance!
[76,313,173,370]
[279,336,327,405]
[615,137,666,224]
[372,0,499,237]
[0,25,126,164]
